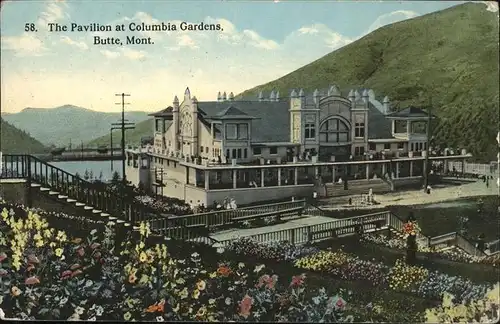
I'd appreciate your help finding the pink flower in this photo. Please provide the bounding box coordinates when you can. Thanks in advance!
[290,274,305,287]
[90,243,101,250]
[239,295,253,319]
[0,268,8,276]
[61,270,72,279]
[27,254,40,264]
[0,252,7,262]
[335,297,346,309]
[25,276,40,285]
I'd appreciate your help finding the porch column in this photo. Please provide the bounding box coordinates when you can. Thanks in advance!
[410,161,414,177]
[185,166,190,184]
[233,170,237,189]
[294,167,298,185]
[278,167,281,186]
[204,170,210,190]
[314,166,319,176]
[396,162,400,178]
[461,159,465,176]
[382,163,386,177]
[261,168,265,187]
[332,166,336,183]
[443,151,449,174]
[366,163,370,180]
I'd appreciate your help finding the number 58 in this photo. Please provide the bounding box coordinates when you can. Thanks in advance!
[25,23,36,32]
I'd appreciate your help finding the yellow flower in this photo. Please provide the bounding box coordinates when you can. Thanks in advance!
[196,280,206,291]
[139,252,148,263]
[139,274,149,285]
[124,312,132,320]
[172,303,180,313]
[192,289,200,299]
[209,272,217,278]
[176,277,185,285]
[208,298,216,305]
[55,248,64,258]
[196,306,207,317]
[11,286,22,296]
[179,288,188,299]
[49,242,56,248]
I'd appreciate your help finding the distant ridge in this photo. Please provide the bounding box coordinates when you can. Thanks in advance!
[2,105,151,147]
[238,2,499,162]
[0,118,47,154]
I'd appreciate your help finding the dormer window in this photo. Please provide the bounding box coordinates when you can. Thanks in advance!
[355,123,365,138]
[305,123,316,139]
[225,123,249,140]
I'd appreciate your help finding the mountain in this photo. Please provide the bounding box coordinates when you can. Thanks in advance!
[238,2,499,162]
[2,105,151,148]
[85,118,154,147]
[0,118,47,154]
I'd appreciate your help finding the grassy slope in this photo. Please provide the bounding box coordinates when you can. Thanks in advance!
[238,3,499,162]
[0,118,47,154]
[85,118,154,147]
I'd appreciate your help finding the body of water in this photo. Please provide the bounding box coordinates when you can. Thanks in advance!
[48,160,122,181]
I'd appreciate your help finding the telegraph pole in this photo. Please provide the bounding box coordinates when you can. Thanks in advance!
[114,93,133,186]
[423,98,433,191]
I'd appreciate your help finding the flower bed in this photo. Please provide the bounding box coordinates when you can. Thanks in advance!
[361,233,498,265]
[0,205,357,322]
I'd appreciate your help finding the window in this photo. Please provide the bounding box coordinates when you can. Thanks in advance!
[253,147,261,155]
[384,143,391,150]
[155,119,162,132]
[423,142,427,150]
[410,143,414,151]
[226,149,230,159]
[244,148,248,158]
[355,123,365,138]
[270,147,278,155]
[237,149,242,158]
[225,123,249,140]
[225,124,237,140]
[238,124,249,140]
[305,123,316,139]
[369,143,376,151]
[319,118,350,143]
[355,146,365,156]
[232,149,237,159]
[397,142,404,149]
[200,146,204,153]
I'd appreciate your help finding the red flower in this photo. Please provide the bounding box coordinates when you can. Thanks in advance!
[335,297,346,309]
[290,274,305,287]
[61,270,72,279]
[239,295,253,318]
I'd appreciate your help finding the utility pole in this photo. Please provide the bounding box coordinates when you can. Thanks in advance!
[115,93,131,185]
[110,124,134,172]
[423,98,433,191]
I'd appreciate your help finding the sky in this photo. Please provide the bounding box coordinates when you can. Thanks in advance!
[0,0,484,113]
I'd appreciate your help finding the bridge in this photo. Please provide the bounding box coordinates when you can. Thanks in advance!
[36,147,124,162]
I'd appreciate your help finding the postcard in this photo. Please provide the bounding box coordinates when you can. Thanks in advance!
[0,0,499,322]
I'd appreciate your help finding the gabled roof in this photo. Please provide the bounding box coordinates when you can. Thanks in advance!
[211,105,257,120]
[197,101,289,142]
[149,106,173,117]
[386,106,436,119]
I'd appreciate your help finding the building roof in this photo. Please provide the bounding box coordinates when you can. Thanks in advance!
[386,106,435,119]
[149,106,173,117]
[197,101,290,142]
[211,105,258,120]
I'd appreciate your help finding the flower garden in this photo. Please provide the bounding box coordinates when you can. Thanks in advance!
[0,198,499,322]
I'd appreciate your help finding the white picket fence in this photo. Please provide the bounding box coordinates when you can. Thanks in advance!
[447,161,498,176]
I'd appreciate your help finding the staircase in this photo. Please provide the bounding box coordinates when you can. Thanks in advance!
[2,154,158,228]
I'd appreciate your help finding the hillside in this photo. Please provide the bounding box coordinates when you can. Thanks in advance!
[238,2,499,162]
[86,118,154,147]
[0,118,47,154]
[2,105,150,147]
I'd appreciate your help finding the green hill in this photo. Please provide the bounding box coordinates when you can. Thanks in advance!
[0,118,48,154]
[86,118,154,147]
[238,2,499,162]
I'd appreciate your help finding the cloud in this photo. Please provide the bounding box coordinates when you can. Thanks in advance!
[100,48,146,60]
[482,1,498,12]
[1,33,46,56]
[37,0,70,31]
[60,36,88,50]
[365,10,419,34]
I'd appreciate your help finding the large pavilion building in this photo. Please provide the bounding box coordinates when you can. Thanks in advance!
[125,86,470,205]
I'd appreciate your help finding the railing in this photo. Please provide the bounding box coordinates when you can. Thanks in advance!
[428,231,487,257]
[1,154,158,225]
[387,212,430,246]
[164,199,306,229]
[213,211,391,247]
[488,239,500,254]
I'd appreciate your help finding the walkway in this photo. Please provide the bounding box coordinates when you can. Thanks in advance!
[321,180,498,210]
[210,215,336,244]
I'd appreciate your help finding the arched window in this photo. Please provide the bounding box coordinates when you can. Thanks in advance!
[319,118,350,143]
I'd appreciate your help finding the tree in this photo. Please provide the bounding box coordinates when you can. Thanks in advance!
[83,169,90,181]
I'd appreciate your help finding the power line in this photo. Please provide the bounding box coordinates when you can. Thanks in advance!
[115,93,133,185]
